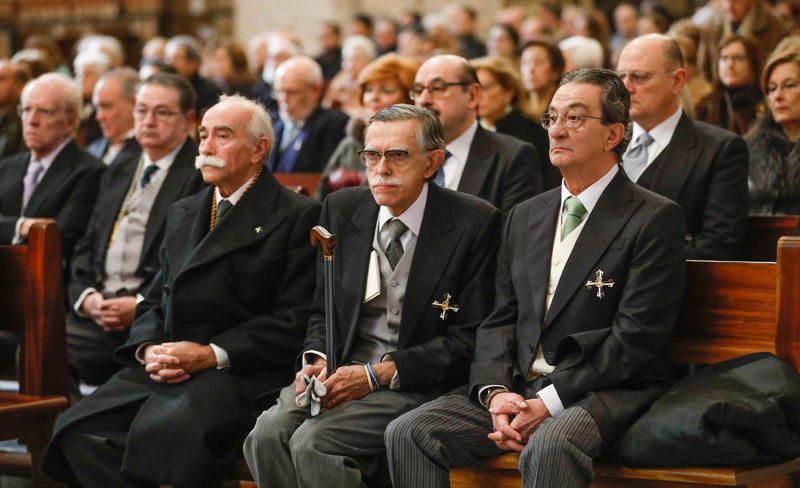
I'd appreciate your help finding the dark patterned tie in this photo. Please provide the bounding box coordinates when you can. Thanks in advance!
[216,199,233,221]
[433,150,452,186]
[140,164,160,188]
[385,218,408,270]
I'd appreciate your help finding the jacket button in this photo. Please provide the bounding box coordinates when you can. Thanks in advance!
[528,345,535,353]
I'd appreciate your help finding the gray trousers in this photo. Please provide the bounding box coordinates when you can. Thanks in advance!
[243,384,429,488]
[385,393,603,488]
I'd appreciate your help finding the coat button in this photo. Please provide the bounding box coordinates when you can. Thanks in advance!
[390,280,399,287]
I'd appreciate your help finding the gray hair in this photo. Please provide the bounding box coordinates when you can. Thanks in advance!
[342,35,377,62]
[369,104,445,153]
[217,94,275,153]
[79,35,125,67]
[559,36,604,70]
[22,73,82,120]
[275,55,323,87]
[166,35,202,63]
[73,50,111,75]
[559,68,631,159]
[99,67,140,101]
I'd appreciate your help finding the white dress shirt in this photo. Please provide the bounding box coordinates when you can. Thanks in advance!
[442,120,478,190]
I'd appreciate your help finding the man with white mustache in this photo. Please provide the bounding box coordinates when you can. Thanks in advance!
[67,72,205,389]
[244,104,502,488]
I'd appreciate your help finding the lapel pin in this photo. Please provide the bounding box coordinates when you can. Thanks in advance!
[586,269,614,299]
[432,293,460,320]
[255,226,263,234]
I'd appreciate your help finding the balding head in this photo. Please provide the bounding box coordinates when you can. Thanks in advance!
[616,34,687,131]
[274,56,324,122]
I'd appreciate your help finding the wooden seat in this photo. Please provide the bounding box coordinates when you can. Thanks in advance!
[451,237,800,488]
[274,172,322,197]
[0,222,70,487]
[741,215,799,262]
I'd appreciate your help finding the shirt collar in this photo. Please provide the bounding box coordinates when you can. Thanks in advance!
[143,139,185,171]
[560,164,619,216]
[631,107,682,149]
[33,138,72,172]
[215,172,257,206]
[445,120,478,164]
[377,182,429,238]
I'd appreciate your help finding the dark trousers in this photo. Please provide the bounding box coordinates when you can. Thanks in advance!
[66,314,128,386]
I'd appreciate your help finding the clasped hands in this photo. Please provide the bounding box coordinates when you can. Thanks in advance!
[143,341,216,384]
[487,392,551,452]
[294,358,393,410]
[81,292,137,331]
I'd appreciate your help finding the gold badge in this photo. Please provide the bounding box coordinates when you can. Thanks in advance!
[432,293,460,320]
[586,269,615,299]
[255,226,263,234]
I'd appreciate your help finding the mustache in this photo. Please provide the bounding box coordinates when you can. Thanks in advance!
[368,175,402,186]
[195,155,226,169]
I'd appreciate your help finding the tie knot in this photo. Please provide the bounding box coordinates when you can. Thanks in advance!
[444,149,453,160]
[216,199,233,221]
[27,160,44,176]
[636,132,655,148]
[140,164,160,187]
[564,196,587,218]
[386,218,408,240]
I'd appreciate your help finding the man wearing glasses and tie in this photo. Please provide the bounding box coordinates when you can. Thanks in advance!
[386,69,686,488]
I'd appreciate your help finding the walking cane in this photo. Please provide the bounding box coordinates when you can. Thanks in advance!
[310,225,338,376]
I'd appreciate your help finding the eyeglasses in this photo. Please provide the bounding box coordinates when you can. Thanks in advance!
[617,68,678,85]
[540,111,604,131]
[766,79,800,95]
[409,80,472,100]
[358,149,423,169]
[133,106,182,121]
[17,105,65,120]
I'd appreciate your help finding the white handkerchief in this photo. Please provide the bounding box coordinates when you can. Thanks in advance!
[364,249,380,303]
[295,375,327,416]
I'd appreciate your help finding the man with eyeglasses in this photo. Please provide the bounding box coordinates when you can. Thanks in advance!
[65,72,206,391]
[244,104,501,488]
[386,69,686,488]
[617,34,748,260]
[0,73,103,264]
[412,54,542,212]
[267,55,348,173]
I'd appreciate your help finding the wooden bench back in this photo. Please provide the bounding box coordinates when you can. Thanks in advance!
[275,172,322,197]
[671,236,800,370]
[741,215,799,262]
[0,222,68,397]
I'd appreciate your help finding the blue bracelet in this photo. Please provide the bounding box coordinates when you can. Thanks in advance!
[365,363,383,390]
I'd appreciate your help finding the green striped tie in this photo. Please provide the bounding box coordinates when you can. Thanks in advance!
[561,196,587,241]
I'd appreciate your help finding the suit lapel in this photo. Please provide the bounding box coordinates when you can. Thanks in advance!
[267,118,284,171]
[639,114,700,201]
[25,140,77,215]
[544,171,640,326]
[399,185,461,346]
[526,192,560,328]
[457,126,494,195]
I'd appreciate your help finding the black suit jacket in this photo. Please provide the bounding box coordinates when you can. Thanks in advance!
[0,139,104,262]
[267,106,348,173]
[44,170,320,485]
[457,125,542,213]
[635,114,748,260]
[0,110,23,159]
[470,170,687,445]
[494,109,560,191]
[68,138,203,306]
[85,136,141,167]
[303,184,501,395]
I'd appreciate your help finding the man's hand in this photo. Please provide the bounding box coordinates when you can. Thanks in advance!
[487,391,529,452]
[143,341,217,384]
[19,218,56,239]
[143,344,186,384]
[81,294,137,331]
[507,398,551,444]
[321,365,371,409]
[294,359,327,395]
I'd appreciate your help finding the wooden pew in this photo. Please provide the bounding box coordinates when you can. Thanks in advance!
[274,172,322,197]
[0,222,70,487]
[451,236,800,488]
[741,215,799,262]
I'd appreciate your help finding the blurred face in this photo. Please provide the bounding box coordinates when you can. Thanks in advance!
[363,119,439,215]
[319,24,340,52]
[718,41,755,88]
[93,77,135,144]
[165,44,196,79]
[343,50,370,78]
[722,0,757,23]
[362,78,406,115]
[617,39,685,130]
[274,66,320,122]
[767,61,800,128]
[133,84,192,157]
[521,45,558,93]
[615,5,639,38]
[0,61,22,108]
[546,82,618,170]
[76,64,102,100]
[413,56,479,142]
[20,82,75,158]
[214,48,233,81]
[375,21,397,50]
[198,102,268,192]
[486,26,517,58]
[477,69,513,122]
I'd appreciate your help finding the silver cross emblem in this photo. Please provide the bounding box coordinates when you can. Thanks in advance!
[586,269,615,299]
[432,293,460,320]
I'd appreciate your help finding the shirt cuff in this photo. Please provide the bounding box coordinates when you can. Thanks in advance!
[74,288,99,317]
[302,350,326,368]
[478,384,509,407]
[380,354,400,390]
[209,343,229,369]
[136,293,145,304]
[12,218,24,244]
[536,383,565,417]
[135,342,153,364]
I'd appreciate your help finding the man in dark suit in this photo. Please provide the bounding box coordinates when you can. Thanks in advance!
[244,104,501,487]
[85,67,141,166]
[267,55,348,173]
[617,34,748,260]
[42,95,320,487]
[0,59,27,159]
[386,69,687,488]
[413,54,543,212]
[0,73,104,264]
[67,73,205,387]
